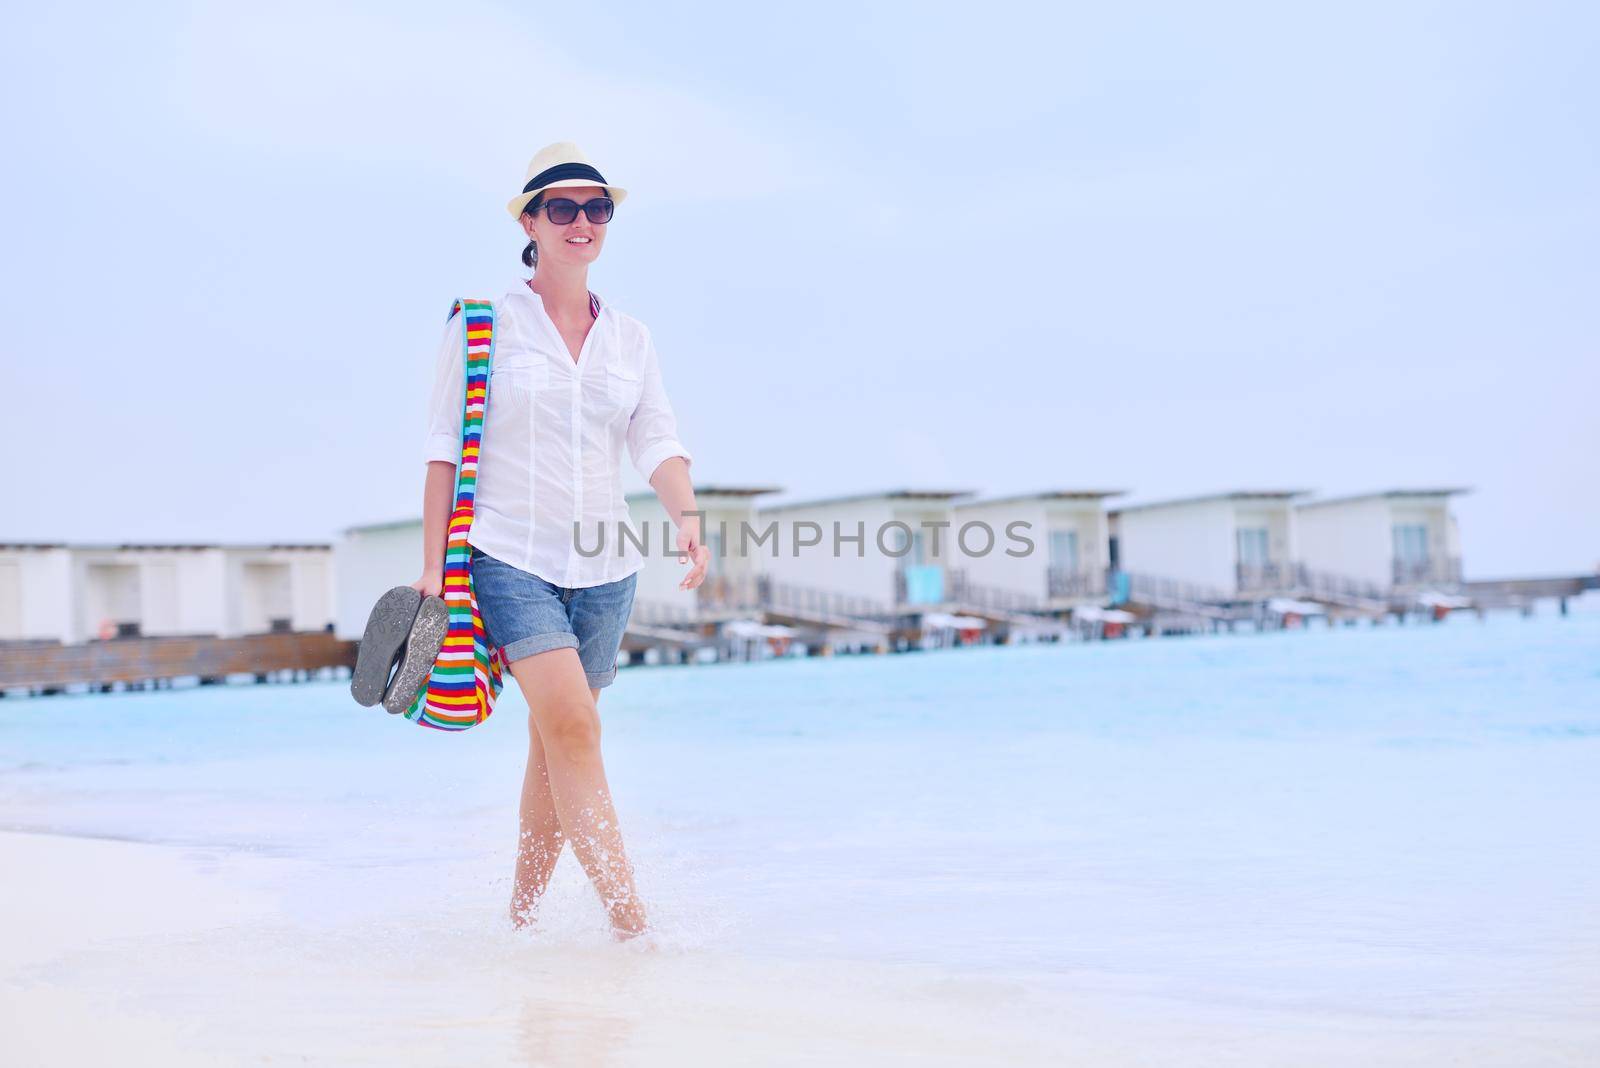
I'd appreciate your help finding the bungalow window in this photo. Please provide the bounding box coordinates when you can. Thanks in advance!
[1049,530,1080,572]
[1393,524,1429,564]
[1236,527,1270,567]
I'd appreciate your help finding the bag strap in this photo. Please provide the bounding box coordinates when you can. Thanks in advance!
[403,298,502,731]
[446,299,496,513]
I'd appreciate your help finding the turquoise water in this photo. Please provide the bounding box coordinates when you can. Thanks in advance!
[3,606,1599,1043]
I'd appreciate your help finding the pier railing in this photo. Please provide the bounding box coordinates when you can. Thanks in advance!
[1292,564,1390,606]
[629,599,705,626]
[696,572,763,611]
[768,576,897,620]
[1236,561,1292,593]
[636,575,898,627]
[631,572,767,625]
[1393,557,1463,587]
[1117,570,1236,607]
[946,570,1049,612]
[1046,566,1107,598]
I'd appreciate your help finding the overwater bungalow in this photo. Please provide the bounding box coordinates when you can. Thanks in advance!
[1109,491,1309,600]
[623,483,783,624]
[1,541,333,644]
[951,490,1123,609]
[1295,488,1469,592]
[753,488,976,612]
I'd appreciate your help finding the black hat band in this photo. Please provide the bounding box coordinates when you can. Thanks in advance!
[523,162,609,195]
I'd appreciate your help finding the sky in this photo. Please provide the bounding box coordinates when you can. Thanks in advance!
[1,0,1595,578]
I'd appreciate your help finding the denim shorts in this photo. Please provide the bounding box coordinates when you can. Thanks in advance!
[469,545,638,689]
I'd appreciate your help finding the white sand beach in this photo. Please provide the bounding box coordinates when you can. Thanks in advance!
[1,828,1094,1065]
[9,826,1592,1067]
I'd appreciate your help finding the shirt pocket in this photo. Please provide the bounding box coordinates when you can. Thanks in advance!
[489,358,551,403]
[605,362,643,411]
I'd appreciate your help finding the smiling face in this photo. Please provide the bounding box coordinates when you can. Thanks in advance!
[520,183,610,266]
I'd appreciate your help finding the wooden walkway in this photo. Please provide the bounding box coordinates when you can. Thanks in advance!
[0,632,356,693]
[1463,574,1599,612]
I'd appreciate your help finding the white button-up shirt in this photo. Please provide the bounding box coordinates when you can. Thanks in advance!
[423,278,693,588]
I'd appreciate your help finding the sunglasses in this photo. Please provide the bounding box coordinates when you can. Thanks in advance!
[533,196,615,226]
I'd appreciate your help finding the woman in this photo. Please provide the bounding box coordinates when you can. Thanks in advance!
[414,142,708,939]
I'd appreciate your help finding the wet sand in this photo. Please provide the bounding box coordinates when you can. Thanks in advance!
[5,827,1592,1066]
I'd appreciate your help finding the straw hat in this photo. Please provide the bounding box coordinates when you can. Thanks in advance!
[506,141,628,220]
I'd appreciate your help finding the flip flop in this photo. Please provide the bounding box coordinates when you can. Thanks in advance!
[381,594,450,715]
[350,586,421,707]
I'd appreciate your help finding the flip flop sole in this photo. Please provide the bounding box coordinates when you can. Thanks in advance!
[382,595,450,715]
[350,586,422,707]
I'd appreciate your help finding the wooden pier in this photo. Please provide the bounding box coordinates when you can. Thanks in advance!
[6,569,1594,696]
[1463,574,1600,614]
[0,631,356,696]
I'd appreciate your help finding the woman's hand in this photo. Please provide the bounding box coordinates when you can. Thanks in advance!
[675,527,709,591]
[412,569,444,598]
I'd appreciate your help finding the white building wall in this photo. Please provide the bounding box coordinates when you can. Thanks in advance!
[1390,502,1453,567]
[291,556,334,632]
[0,548,73,643]
[756,498,903,605]
[74,553,137,641]
[0,556,18,640]
[1233,504,1296,567]
[625,493,768,613]
[219,549,334,637]
[625,494,687,609]
[952,499,1049,597]
[1296,498,1392,587]
[2,544,334,645]
[1114,499,1238,592]
[178,551,227,639]
[334,525,424,640]
[141,557,182,635]
[1044,501,1112,575]
[952,499,1111,599]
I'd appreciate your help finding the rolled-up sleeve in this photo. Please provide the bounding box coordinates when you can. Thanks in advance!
[626,322,693,481]
[422,311,466,465]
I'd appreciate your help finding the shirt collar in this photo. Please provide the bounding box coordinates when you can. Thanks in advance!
[508,277,605,318]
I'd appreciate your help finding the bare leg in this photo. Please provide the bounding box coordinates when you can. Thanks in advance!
[508,685,604,929]
[507,649,646,938]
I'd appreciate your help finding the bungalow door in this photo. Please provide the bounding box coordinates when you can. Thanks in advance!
[896,527,944,604]
[1392,523,1430,582]
[1236,526,1270,588]
[1048,529,1082,596]
[1236,527,1269,567]
[1049,530,1080,572]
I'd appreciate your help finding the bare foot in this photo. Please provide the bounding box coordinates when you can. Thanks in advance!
[608,899,649,942]
[509,889,541,931]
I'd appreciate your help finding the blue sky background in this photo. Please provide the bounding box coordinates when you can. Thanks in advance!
[1,1,1594,577]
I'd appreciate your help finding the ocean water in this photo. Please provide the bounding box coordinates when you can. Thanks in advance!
[3,605,1598,1064]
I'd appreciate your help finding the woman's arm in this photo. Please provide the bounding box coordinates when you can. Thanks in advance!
[649,456,708,591]
[414,460,456,596]
[625,321,707,591]
[415,312,467,596]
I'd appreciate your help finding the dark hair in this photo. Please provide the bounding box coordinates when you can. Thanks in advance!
[520,192,545,268]
[520,187,613,268]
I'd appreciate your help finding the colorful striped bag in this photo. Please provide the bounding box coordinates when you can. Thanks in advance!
[401,298,507,730]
